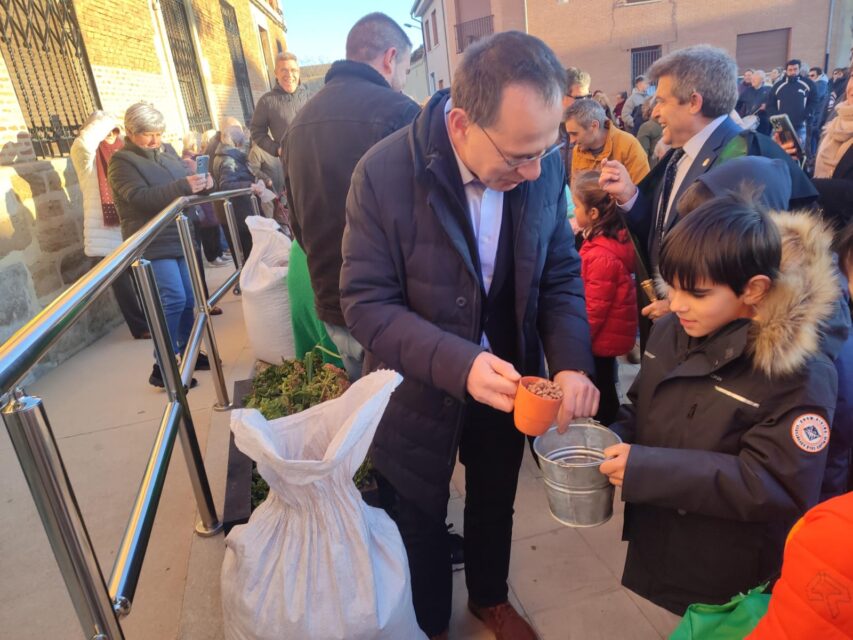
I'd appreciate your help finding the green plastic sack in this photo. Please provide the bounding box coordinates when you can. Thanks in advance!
[669,585,770,640]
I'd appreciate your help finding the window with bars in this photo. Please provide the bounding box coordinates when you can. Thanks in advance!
[220,0,254,123]
[159,0,212,133]
[631,45,661,85]
[0,0,101,159]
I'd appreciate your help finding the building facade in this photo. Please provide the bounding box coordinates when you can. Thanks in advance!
[0,0,287,368]
[421,0,852,98]
[412,0,454,93]
[528,0,853,98]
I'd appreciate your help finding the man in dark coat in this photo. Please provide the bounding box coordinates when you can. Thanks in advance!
[282,12,419,380]
[248,51,309,160]
[767,59,817,148]
[340,32,598,640]
[599,46,816,342]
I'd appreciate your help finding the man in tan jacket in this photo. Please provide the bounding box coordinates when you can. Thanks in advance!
[565,98,649,184]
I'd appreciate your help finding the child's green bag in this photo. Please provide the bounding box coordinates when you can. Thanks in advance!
[668,585,771,640]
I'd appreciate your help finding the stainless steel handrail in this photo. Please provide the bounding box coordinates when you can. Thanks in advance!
[0,187,250,393]
[0,187,258,640]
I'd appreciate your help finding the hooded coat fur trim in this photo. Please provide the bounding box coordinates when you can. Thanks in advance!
[655,210,838,379]
[748,211,838,378]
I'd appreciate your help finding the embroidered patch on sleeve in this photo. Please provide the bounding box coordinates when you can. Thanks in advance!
[791,414,830,453]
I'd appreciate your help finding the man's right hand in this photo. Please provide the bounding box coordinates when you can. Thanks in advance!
[598,160,638,205]
[466,352,521,413]
[186,174,208,193]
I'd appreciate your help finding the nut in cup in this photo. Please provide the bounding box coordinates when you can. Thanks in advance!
[514,376,563,436]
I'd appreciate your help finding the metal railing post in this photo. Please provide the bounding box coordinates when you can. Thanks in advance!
[249,193,261,219]
[176,214,231,411]
[223,199,245,269]
[1,391,124,640]
[131,260,222,537]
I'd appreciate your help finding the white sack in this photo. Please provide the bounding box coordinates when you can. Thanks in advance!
[239,216,294,363]
[222,370,426,640]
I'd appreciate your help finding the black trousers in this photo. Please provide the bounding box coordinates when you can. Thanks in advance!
[379,401,525,636]
[197,225,222,262]
[111,264,148,338]
[593,355,620,425]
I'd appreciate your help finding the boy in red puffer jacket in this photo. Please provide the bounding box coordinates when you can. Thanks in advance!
[572,170,637,423]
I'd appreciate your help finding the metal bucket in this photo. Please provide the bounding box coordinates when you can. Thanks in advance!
[533,420,622,528]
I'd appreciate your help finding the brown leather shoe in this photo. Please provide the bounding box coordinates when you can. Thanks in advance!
[468,601,538,640]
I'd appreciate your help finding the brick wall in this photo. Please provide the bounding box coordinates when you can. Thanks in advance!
[525,0,840,97]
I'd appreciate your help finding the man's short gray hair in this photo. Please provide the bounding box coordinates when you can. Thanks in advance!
[565,67,591,94]
[275,51,298,65]
[648,45,738,118]
[564,98,606,129]
[346,12,411,63]
[124,102,166,136]
[453,31,565,128]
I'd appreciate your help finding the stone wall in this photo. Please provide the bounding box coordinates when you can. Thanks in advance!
[0,0,287,380]
[0,157,123,377]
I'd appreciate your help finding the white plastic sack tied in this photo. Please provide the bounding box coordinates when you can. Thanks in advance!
[239,216,294,364]
[222,370,426,640]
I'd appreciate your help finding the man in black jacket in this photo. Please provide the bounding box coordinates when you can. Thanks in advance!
[340,32,598,640]
[282,12,419,380]
[767,59,817,148]
[249,51,309,160]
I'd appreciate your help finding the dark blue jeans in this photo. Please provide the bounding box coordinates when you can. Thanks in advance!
[150,257,195,354]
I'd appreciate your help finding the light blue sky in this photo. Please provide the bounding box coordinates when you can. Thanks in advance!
[281,1,424,65]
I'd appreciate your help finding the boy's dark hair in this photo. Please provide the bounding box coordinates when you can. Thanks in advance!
[346,12,411,63]
[810,66,823,75]
[452,31,565,128]
[572,171,625,241]
[660,192,781,295]
[787,59,802,68]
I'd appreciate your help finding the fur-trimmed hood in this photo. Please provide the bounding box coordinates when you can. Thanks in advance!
[748,211,842,378]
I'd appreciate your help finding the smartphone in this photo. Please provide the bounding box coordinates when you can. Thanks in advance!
[195,154,209,175]
[769,114,804,160]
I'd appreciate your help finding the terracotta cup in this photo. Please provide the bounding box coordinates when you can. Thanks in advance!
[514,376,562,436]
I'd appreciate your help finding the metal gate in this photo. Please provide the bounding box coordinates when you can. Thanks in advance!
[220,0,254,122]
[0,0,101,159]
[159,0,212,133]
[631,45,662,84]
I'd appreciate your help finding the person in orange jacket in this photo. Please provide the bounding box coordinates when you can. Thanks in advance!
[748,491,853,639]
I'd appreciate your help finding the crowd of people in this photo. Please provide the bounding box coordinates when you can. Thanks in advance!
[67,10,853,639]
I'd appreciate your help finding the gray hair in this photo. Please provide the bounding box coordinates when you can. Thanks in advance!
[565,67,591,94]
[453,31,565,128]
[564,98,606,128]
[221,124,247,148]
[648,45,737,118]
[275,51,298,65]
[346,12,411,63]
[124,102,166,135]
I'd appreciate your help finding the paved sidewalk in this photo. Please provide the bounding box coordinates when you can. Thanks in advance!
[0,263,674,639]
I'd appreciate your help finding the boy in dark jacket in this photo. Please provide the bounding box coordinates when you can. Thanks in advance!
[600,193,839,615]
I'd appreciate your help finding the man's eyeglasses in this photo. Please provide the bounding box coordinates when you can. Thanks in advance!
[478,125,565,169]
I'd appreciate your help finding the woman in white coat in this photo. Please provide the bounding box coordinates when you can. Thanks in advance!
[70,111,149,338]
